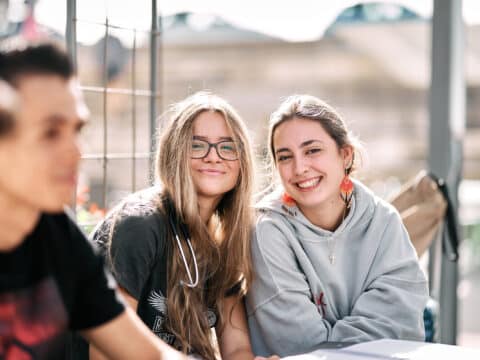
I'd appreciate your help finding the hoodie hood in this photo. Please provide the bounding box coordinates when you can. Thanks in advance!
[256,179,376,238]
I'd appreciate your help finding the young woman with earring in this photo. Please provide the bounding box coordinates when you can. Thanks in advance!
[246,95,429,357]
[87,92,279,360]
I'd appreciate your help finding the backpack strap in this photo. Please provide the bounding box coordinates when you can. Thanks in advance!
[428,173,459,262]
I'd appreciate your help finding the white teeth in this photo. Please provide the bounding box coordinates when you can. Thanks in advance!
[297,178,320,188]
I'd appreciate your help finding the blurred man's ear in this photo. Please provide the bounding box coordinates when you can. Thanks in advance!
[0,80,19,136]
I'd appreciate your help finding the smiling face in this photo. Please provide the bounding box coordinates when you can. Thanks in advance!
[0,74,89,213]
[273,116,353,216]
[190,111,240,207]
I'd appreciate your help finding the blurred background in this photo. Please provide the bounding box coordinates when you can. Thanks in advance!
[1,0,479,350]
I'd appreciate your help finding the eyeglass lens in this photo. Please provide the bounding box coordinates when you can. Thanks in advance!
[191,139,238,160]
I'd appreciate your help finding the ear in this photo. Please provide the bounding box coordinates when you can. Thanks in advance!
[340,145,354,169]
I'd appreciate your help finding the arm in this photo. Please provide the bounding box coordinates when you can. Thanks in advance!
[218,296,279,360]
[89,287,139,360]
[329,211,428,342]
[83,210,164,358]
[249,213,427,355]
[217,296,254,360]
[66,207,175,359]
[118,286,139,310]
[82,307,186,360]
[247,218,332,356]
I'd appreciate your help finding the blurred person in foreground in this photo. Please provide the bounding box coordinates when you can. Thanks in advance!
[246,95,428,357]
[0,42,185,360]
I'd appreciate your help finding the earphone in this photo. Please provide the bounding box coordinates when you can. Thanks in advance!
[166,204,199,288]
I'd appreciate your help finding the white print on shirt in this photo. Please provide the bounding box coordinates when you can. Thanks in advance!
[147,289,217,332]
[158,331,176,345]
[148,290,167,313]
[148,290,176,345]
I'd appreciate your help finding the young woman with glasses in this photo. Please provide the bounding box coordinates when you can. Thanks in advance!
[88,92,278,360]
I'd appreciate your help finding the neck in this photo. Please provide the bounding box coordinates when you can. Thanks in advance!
[197,195,221,224]
[299,197,347,232]
[0,191,40,252]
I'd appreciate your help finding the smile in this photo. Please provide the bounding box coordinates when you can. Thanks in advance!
[198,169,225,175]
[296,177,322,190]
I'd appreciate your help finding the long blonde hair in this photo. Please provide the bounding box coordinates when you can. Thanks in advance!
[156,92,254,358]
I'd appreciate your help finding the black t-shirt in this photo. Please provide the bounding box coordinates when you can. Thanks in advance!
[92,188,241,351]
[0,212,124,360]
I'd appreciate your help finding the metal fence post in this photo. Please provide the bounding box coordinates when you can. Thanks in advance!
[65,0,76,69]
[428,0,465,345]
[149,0,158,183]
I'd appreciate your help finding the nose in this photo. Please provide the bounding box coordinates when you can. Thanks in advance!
[64,134,82,165]
[203,144,221,162]
[293,155,308,176]
[73,140,81,162]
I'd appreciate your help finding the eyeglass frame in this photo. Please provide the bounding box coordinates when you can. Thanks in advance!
[190,138,239,161]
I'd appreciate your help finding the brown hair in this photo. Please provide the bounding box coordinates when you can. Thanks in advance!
[268,94,362,171]
[0,42,73,137]
[0,42,74,87]
[156,92,254,358]
[101,92,254,358]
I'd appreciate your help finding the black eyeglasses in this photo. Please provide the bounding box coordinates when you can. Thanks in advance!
[191,139,239,161]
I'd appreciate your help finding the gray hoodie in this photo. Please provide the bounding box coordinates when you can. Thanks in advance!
[246,180,428,357]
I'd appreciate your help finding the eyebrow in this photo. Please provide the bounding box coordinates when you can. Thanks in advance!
[43,114,88,129]
[193,135,233,141]
[275,139,323,155]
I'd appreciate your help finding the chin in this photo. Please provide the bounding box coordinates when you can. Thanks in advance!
[40,194,72,213]
[42,203,67,213]
[197,187,231,200]
[200,191,226,199]
[295,194,326,208]
[198,184,233,197]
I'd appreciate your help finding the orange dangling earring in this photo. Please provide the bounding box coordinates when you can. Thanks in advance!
[340,155,354,208]
[281,192,297,217]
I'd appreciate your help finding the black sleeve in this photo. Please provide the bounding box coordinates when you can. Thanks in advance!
[65,216,125,331]
[101,213,165,300]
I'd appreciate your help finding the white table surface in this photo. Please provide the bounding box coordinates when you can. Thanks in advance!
[282,339,480,360]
